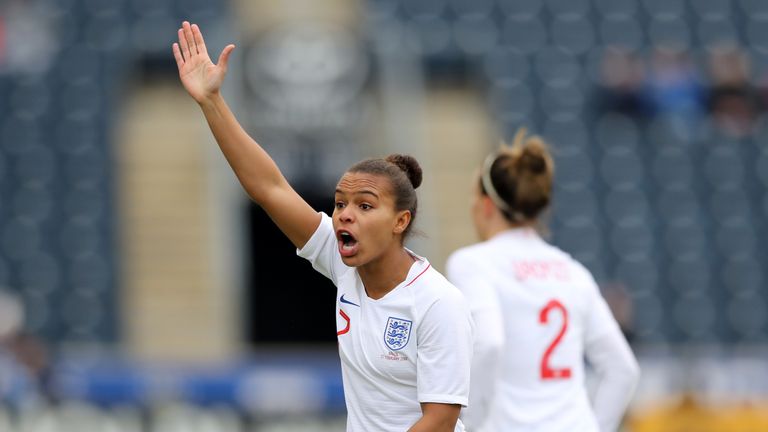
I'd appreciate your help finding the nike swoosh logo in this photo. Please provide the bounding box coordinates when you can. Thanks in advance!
[340,294,360,307]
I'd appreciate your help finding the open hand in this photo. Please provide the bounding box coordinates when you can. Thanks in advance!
[172,21,235,103]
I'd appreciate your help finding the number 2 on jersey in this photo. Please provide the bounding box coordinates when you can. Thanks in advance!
[538,299,572,380]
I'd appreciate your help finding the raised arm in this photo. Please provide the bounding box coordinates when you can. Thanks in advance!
[172,21,319,248]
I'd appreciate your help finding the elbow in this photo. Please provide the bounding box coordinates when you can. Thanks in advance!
[622,350,641,380]
[612,356,641,392]
[627,357,641,386]
[242,177,287,206]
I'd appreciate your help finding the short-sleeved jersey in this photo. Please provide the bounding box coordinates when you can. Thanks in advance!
[298,213,473,432]
[447,228,624,432]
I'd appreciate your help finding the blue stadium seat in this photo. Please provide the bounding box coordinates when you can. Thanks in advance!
[652,146,694,188]
[609,221,655,259]
[59,218,101,258]
[1,218,41,261]
[482,48,530,85]
[15,146,56,186]
[672,293,717,340]
[739,0,768,17]
[647,17,691,50]
[594,0,638,19]
[697,19,739,50]
[544,115,591,150]
[534,48,582,88]
[64,186,104,223]
[448,0,494,18]
[692,0,733,20]
[452,15,499,55]
[540,86,585,116]
[12,184,53,223]
[496,0,543,19]
[402,0,446,19]
[64,147,106,187]
[667,254,712,295]
[722,254,763,296]
[615,254,658,294]
[489,82,534,121]
[545,0,591,18]
[550,18,595,55]
[552,147,594,186]
[19,251,61,295]
[599,17,644,50]
[663,220,707,258]
[643,0,685,19]
[69,253,111,294]
[727,292,767,340]
[599,147,645,188]
[604,186,650,225]
[500,16,546,53]
[596,114,641,149]
[630,292,665,341]
[552,184,599,224]
[411,16,452,55]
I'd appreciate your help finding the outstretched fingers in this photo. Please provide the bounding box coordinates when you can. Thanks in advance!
[172,42,184,68]
[191,24,207,56]
[182,21,197,55]
[177,28,190,61]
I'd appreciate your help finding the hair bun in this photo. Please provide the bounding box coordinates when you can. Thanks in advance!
[386,154,423,189]
[516,139,549,175]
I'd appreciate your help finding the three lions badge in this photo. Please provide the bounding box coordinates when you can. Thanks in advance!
[384,317,412,351]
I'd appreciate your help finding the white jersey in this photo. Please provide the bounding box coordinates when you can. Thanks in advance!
[447,228,639,432]
[298,213,473,432]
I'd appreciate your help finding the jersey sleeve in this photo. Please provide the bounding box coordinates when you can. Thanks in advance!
[445,251,504,429]
[296,212,346,285]
[416,286,473,407]
[585,329,640,432]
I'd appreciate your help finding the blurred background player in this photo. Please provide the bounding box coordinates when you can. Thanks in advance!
[446,130,640,431]
[172,21,473,432]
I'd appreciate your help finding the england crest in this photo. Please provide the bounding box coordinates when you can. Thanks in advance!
[384,317,412,351]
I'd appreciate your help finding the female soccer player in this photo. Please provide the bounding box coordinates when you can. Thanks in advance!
[172,22,473,432]
[446,130,640,432]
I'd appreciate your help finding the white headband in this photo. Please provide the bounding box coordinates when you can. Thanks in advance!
[481,153,526,222]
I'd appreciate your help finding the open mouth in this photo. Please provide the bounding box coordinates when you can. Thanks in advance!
[337,230,359,257]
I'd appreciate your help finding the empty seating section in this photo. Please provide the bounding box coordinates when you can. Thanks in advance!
[0,0,225,345]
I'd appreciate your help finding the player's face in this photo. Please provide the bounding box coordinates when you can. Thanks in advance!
[333,172,408,267]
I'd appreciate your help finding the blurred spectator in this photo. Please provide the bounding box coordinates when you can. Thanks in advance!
[601,282,636,345]
[0,290,48,409]
[707,45,762,139]
[595,47,650,118]
[644,48,707,137]
[0,0,57,75]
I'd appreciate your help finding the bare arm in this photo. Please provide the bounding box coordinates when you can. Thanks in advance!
[407,403,461,432]
[172,21,319,248]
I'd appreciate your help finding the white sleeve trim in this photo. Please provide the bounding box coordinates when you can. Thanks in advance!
[296,212,329,258]
[418,394,469,407]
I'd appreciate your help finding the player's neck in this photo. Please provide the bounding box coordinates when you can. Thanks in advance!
[358,246,415,300]
[485,216,533,240]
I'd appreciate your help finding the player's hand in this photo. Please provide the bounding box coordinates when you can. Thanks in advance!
[172,21,235,103]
